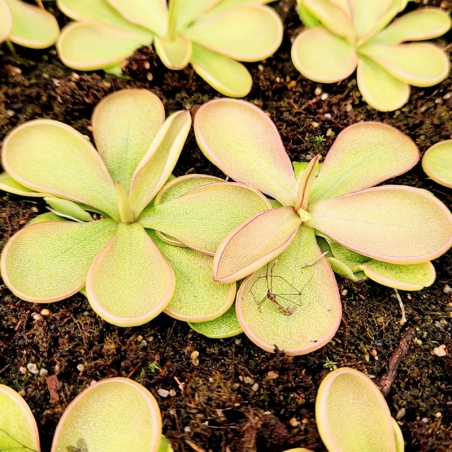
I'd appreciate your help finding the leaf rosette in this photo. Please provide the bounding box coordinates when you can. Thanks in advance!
[176,98,452,355]
[56,0,283,97]
[0,0,59,48]
[0,89,269,327]
[291,0,451,111]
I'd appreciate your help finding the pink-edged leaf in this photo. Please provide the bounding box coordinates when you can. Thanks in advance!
[194,98,298,206]
[214,207,302,282]
[150,230,236,322]
[129,110,191,216]
[2,119,119,219]
[370,8,451,45]
[139,182,271,254]
[1,219,117,302]
[310,122,419,202]
[422,140,452,189]
[0,0,12,43]
[356,56,410,112]
[154,35,192,70]
[301,0,355,41]
[291,27,357,84]
[349,0,393,42]
[86,223,175,327]
[92,89,165,194]
[308,185,452,264]
[236,225,341,355]
[360,43,450,87]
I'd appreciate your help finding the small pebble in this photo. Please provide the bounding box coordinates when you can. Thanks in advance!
[326,128,334,137]
[314,87,322,96]
[169,389,176,397]
[40,309,50,316]
[32,313,42,321]
[435,412,442,418]
[27,363,39,375]
[19,366,27,374]
[244,376,254,385]
[190,351,199,360]
[258,64,264,71]
[267,371,279,380]
[341,289,348,296]
[158,389,170,398]
[346,103,353,112]
[321,93,328,100]
[77,364,85,372]
[90,380,97,386]
[443,284,452,294]
[39,368,48,377]
[289,417,300,427]
[251,383,259,392]
[433,344,447,357]
[324,112,332,118]
[18,390,26,397]
[311,121,320,128]
[396,408,406,419]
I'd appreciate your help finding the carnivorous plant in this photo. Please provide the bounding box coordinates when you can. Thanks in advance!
[56,0,283,97]
[422,140,452,189]
[148,98,452,355]
[291,0,451,111]
[1,378,172,452]
[0,0,59,49]
[0,89,269,327]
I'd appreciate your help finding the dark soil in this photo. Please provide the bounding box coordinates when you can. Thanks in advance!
[1,1,452,451]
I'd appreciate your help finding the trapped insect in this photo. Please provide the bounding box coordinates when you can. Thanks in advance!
[251,252,327,316]
[67,438,89,452]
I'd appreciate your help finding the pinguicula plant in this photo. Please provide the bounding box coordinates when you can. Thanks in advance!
[422,140,452,189]
[291,0,451,111]
[315,368,405,452]
[55,0,283,97]
[1,378,172,452]
[150,98,452,355]
[0,89,270,327]
[0,0,59,49]
[0,383,40,451]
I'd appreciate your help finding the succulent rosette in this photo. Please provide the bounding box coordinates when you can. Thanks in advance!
[0,0,59,48]
[56,0,283,97]
[149,98,452,355]
[291,0,451,111]
[0,89,268,327]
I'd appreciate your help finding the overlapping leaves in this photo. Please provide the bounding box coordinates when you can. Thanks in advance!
[173,98,452,355]
[291,0,451,111]
[0,89,268,327]
[56,0,283,97]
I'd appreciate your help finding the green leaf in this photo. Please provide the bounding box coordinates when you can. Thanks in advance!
[325,236,369,271]
[316,368,397,452]
[190,44,252,97]
[236,226,341,355]
[295,155,320,210]
[186,5,282,61]
[194,98,298,206]
[291,28,357,83]
[57,0,151,34]
[370,8,451,45]
[154,35,192,70]
[214,207,302,283]
[202,0,272,18]
[2,119,120,220]
[349,0,393,41]
[0,0,12,43]
[356,56,410,112]
[140,182,271,254]
[392,418,405,452]
[1,219,117,302]
[358,260,435,290]
[175,0,221,32]
[44,197,93,222]
[57,22,152,71]
[188,303,243,339]
[308,186,452,264]
[51,378,163,452]
[0,384,40,451]
[328,256,367,282]
[28,212,67,225]
[92,89,165,193]
[422,140,452,189]
[108,0,169,36]
[151,230,235,322]
[129,111,192,216]
[5,0,59,48]
[0,172,44,197]
[298,3,321,27]
[310,122,419,202]
[86,223,175,327]
[154,174,225,246]
[360,43,450,87]
[300,0,355,42]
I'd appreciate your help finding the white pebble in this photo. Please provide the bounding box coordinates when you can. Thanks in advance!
[27,363,39,374]
[158,389,170,397]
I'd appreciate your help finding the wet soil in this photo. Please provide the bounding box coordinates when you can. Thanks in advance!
[1,1,452,451]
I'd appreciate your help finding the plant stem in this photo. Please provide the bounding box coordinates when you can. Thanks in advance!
[116,182,135,223]
[167,0,179,40]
